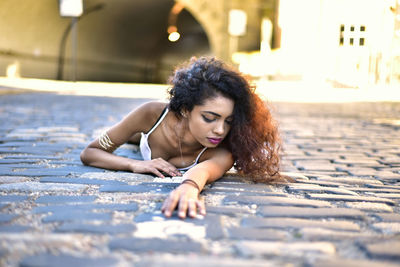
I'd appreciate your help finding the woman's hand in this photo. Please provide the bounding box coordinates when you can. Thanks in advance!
[161,183,206,219]
[129,158,181,178]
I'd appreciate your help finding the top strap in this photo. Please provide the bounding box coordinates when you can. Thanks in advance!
[146,107,169,135]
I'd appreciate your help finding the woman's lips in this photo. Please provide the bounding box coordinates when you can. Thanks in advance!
[208,137,222,145]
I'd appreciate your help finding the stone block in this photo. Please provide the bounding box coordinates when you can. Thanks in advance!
[258,206,365,219]
[206,205,254,216]
[0,225,30,232]
[224,195,332,207]
[19,253,118,267]
[306,193,396,206]
[363,241,400,260]
[242,217,360,231]
[345,202,393,212]
[42,211,112,223]
[375,213,400,222]
[228,227,287,241]
[56,223,136,234]
[36,195,97,204]
[40,177,127,186]
[235,241,336,257]
[0,213,17,223]
[109,237,204,253]
[0,182,87,193]
[34,203,138,213]
[286,184,359,195]
[313,258,400,267]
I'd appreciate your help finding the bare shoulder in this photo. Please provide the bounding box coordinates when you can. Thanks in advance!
[123,101,168,130]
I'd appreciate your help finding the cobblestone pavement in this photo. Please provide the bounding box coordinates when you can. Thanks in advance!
[0,92,400,267]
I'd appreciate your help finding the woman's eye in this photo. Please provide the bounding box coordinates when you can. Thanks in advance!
[202,115,215,123]
[225,119,233,125]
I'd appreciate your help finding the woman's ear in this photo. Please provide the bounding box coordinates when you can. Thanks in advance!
[180,109,188,118]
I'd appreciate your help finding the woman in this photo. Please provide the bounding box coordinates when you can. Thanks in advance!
[80,57,281,219]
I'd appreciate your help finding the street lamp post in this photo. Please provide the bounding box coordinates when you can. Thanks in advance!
[58,0,83,81]
[228,9,247,60]
[57,2,104,81]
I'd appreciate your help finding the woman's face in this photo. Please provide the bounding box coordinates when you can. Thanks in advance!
[186,94,234,147]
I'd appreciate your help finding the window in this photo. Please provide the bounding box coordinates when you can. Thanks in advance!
[339,24,366,46]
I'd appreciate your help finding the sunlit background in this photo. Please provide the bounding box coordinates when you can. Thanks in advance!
[0,0,399,101]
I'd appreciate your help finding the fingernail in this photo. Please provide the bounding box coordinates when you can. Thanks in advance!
[190,211,195,217]
[179,211,185,217]
[165,211,170,217]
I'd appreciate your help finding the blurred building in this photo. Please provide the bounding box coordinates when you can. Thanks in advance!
[236,0,400,87]
[2,0,397,87]
[0,0,273,83]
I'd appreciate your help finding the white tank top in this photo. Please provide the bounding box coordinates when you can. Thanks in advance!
[139,107,207,171]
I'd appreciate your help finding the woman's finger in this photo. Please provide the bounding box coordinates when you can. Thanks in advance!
[153,158,180,177]
[187,199,197,218]
[197,197,206,216]
[164,191,179,217]
[178,196,188,219]
[150,168,165,178]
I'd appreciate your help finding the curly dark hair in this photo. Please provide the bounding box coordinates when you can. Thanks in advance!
[168,56,281,182]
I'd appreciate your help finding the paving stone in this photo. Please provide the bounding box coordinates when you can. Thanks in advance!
[224,195,332,207]
[286,184,359,195]
[42,211,112,223]
[0,225,30,232]
[228,227,287,241]
[315,177,384,185]
[258,206,365,219]
[366,184,400,190]
[242,217,360,231]
[306,193,396,205]
[375,213,400,222]
[363,240,400,260]
[135,255,276,267]
[372,222,400,234]
[206,205,254,216]
[109,237,204,253]
[133,212,164,223]
[34,203,139,214]
[345,202,393,212]
[56,223,136,234]
[300,227,377,241]
[294,179,346,187]
[0,203,8,210]
[235,241,336,257]
[35,195,97,204]
[312,258,400,267]
[0,176,30,184]
[372,193,400,199]
[39,177,128,186]
[134,217,206,240]
[19,253,118,267]
[345,187,400,193]
[99,184,170,193]
[0,213,18,223]
[0,182,87,193]
[204,214,225,240]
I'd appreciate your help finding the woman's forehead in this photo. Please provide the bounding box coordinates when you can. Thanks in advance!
[195,95,234,115]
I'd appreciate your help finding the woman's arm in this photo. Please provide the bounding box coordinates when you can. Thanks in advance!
[80,102,181,177]
[161,148,234,218]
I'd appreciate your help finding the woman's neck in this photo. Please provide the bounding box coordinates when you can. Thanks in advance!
[165,113,202,153]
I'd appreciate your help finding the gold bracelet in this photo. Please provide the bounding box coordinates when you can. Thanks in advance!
[98,131,115,150]
[181,179,200,192]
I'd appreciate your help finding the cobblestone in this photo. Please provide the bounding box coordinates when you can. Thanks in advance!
[0,93,400,266]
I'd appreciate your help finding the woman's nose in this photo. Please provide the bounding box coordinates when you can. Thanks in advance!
[213,122,225,135]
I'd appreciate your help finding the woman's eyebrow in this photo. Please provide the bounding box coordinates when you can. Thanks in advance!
[203,111,233,118]
[203,111,221,117]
